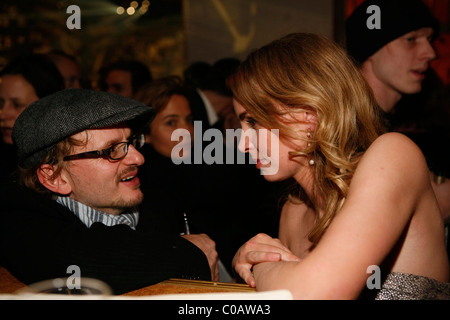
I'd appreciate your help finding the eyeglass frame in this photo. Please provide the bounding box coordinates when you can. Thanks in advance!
[63,133,145,161]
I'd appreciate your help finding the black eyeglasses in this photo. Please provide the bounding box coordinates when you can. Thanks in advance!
[63,134,145,161]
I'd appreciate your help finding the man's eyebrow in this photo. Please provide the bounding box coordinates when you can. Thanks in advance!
[98,136,127,149]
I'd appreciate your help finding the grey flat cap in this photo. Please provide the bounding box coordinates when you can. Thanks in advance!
[13,88,155,169]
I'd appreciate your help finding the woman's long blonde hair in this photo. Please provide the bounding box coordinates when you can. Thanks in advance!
[229,33,385,244]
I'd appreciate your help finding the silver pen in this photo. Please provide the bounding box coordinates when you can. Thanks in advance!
[183,212,191,235]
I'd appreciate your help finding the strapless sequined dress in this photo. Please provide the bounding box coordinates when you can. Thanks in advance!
[374,272,450,300]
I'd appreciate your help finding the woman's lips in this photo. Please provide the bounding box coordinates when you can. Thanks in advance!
[256,158,270,169]
[1,127,12,139]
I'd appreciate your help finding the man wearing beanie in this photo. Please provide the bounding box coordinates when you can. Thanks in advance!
[346,0,439,112]
[0,89,218,294]
[346,0,450,255]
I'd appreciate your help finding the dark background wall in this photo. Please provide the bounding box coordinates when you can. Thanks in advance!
[0,0,335,87]
[0,0,448,87]
[185,0,334,64]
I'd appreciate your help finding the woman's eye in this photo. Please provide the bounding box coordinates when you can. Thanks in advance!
[186,115,194,124]
[14,102,26,110]
[246,117,257,127]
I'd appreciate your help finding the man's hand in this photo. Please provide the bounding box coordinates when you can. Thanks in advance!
[183,233,220,281]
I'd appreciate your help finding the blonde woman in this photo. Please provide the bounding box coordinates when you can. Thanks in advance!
[230,33,450,299]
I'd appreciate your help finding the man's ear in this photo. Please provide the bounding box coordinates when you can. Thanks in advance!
[37,164,72,195]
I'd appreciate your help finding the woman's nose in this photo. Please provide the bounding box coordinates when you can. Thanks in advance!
[238,131,249,154]
[238,128,258,159]
[0,102,13,120]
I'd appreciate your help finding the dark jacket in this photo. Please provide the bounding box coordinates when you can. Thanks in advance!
[0,142,18,186]
[0,183,211,294]
[138,144,285,274]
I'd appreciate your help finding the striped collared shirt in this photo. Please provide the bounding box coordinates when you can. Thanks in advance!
[56,196,139,230]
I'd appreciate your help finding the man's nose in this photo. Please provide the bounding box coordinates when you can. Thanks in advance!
[422,39,437,62]
[124,144,145,165]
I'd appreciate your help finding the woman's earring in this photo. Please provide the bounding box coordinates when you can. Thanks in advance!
[307,129,314,165]
[307,130,312,147]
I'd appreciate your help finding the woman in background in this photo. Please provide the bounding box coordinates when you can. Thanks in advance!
[0,54,64,183]
[135,76,194,160]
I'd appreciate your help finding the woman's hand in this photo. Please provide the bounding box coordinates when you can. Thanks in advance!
[232,233,300,287]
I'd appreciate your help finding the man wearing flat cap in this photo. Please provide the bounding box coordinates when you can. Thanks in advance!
[0,88,218,294]
[346,0,450,253]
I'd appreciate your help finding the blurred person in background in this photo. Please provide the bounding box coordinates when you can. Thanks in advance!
[98,59,152,99]
[47,49,84,89]
[0,53,64,183]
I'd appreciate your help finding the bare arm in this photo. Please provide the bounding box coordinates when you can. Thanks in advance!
[430,173,450,224]
[232,233,300,287]
[253,133,441,299]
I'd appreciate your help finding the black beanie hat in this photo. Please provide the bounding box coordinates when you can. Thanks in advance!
[346,0,440,64]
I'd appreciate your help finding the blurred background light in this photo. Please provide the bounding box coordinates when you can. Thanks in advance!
[116,6,125,15]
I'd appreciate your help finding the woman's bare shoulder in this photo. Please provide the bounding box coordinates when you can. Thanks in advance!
[280,197,308,224]
[368,132,423,155]
[360,132,428,176]
[349,132,431,213]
